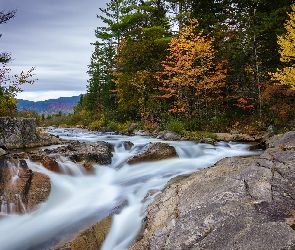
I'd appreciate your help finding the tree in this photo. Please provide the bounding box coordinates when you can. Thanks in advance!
[0,9,37,117]
[271,4,295,90]
[112,0,171,121]
[155,19,226,120]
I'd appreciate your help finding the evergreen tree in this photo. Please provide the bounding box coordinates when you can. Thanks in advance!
[112,0,171,121]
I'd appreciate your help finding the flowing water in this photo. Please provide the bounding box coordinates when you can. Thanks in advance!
[0,128,262,250]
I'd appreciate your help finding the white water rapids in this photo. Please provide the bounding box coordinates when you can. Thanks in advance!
[0,128,262,250]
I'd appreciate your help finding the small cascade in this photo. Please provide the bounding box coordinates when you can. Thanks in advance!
[9,203,16,214]
[114,141,134,153]
[175,143,204,158]
[0,201,8,215]
[8,162,20,187]
[57,157,86,176]
[15,194,26,214]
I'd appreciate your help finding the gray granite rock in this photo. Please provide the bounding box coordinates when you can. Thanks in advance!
[130,133,295,250]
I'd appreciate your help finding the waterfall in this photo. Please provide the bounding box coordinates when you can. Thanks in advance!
[1,202,8,215]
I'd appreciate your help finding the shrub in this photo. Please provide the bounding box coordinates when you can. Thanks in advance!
[165,119,185,134]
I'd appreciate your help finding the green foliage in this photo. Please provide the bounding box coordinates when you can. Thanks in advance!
[79,0,295,133]
[164,119,185,134]
[184,119,201,131]
[183,131,217,140]
[88,115,106,130]
[106,120,133,132]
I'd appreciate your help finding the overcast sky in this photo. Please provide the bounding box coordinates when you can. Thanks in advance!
[0,0,108,101]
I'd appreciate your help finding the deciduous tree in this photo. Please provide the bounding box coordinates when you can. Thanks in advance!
[155,19,226,120]
[271,4,295,90]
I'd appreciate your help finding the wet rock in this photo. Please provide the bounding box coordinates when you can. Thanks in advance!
[134,130,152,136]
[30,153,60,173]
[52,215,113,250]
[0,158,51,214]
[163,131,181,141]
[128,142,178,164]
[0,148,6,156]
[65,141,114,165]
[130,133,295,250]
[28,141,114,174]
[127,123,138,134]
[119,141,134,151]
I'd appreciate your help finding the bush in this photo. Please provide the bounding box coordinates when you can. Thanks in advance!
[164,119,185,134]
[88,119,105,130]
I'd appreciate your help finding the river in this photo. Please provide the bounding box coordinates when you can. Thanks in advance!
[0,128,262,250]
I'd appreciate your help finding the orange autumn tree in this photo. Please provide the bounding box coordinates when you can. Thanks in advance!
[155,18,226,120]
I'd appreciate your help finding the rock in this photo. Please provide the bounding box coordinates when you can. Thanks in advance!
[30,153,60,173]
[52,215,113,250]
[0,117,62,149]
[0,148,6,156]
[28,141,114,173]
[266,131,295,149]
[127,123,138,134]
[163,131,181,141]
[51,201,129,250]
[129,133,295,249]
[66,141,114,165]
[216,132,262,142]
[134,130,152,136]
[120,141,134,151]
[128,142,178,164]
[0,158,51,213]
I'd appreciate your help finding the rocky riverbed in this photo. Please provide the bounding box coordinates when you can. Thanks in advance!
[1,118,294,249]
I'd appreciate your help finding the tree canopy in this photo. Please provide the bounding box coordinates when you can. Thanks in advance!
[76,0,295,132]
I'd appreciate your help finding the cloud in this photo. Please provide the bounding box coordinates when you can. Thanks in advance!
[1,0,108,101]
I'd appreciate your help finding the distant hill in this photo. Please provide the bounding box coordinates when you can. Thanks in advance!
[17,96,81,114]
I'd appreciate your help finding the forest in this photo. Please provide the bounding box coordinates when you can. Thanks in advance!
[1,0,295,134]
[72,0,295,134]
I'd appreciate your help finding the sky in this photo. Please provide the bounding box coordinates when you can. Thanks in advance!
[0,0,108,101]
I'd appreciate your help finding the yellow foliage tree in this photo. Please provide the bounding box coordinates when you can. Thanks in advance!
[155,19,226,119]
[0,65,36,116]
[271,4,295,90]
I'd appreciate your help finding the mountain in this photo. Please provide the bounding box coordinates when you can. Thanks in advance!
[17,96,81,114]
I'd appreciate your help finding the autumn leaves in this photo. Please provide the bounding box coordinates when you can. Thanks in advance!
[271,4,295,90]
[155,19,226,119]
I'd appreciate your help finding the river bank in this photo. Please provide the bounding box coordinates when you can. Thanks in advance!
[130,131,295,249]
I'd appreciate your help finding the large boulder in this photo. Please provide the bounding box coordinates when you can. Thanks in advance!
[128,142,178,164]
[27,141,114,174]
[0,158,51,214]
[51,215,113,250]
[0,117,61,149]
[130,132,295,249]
